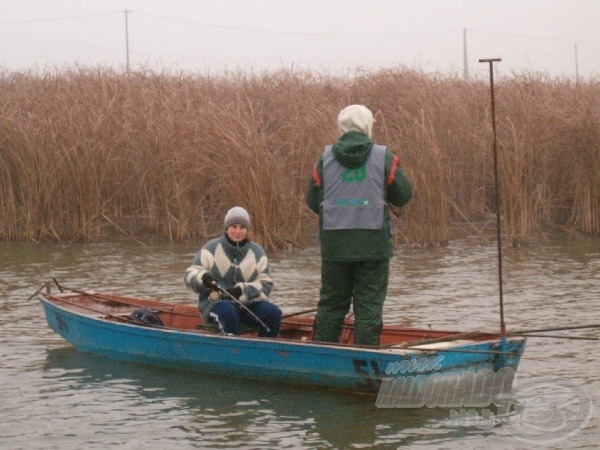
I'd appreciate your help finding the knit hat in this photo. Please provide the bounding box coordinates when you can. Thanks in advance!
[338,104,374,138]
[223,206,250,229]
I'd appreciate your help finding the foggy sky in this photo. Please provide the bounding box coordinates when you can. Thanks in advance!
[1,0,599,79]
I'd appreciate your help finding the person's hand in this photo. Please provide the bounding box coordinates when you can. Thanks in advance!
[202,272,216,288]
[226,287,242,299]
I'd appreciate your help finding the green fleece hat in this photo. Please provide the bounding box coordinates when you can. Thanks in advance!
[338,104,374,138]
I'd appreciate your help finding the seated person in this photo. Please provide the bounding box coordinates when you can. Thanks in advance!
[184,206,281,337]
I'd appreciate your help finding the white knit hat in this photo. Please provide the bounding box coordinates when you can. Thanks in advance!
[338,104,374,138]
[224,206,250,229]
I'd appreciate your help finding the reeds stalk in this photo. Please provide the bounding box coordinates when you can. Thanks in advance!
[1,67,598,250]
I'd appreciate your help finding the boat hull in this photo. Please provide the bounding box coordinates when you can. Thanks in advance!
[40,292,526,395]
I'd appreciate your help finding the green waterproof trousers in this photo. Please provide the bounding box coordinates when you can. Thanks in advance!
[313,259,389,346]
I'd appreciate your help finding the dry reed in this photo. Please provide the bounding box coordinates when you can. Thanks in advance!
[1,66,598,250]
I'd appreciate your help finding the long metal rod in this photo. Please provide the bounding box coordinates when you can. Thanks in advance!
[479,57,505,335]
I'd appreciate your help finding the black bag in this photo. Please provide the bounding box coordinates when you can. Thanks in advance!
[128,307,163,327]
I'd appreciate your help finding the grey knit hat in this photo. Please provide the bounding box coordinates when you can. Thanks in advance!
[338,104,374,138]
[224,206,250,229]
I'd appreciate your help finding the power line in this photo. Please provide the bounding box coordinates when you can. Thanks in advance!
[0,11,122,26]
[136,12,459,38]
[3,10,597,44]
[469,29,600,45]
[0,31,124,54]
[2,10,598,76]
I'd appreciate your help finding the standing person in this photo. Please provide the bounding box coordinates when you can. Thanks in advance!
[306,104,413,346]
[184,206,282,337]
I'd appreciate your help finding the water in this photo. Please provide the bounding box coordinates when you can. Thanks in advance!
[1,235,599,449]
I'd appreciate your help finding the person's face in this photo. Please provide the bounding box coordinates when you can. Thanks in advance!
[226,223,248,243]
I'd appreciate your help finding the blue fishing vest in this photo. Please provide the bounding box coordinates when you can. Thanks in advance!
[322,144,386,230]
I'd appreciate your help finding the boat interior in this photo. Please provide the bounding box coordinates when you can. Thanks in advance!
[42,289,502,348]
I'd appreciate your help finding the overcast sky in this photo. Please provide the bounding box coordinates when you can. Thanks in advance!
[1,0,599,80]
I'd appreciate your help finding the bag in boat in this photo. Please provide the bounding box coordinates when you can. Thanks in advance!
[128,307,163,327]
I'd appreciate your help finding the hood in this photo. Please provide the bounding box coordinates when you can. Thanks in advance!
[332,131,374,169]
[338,104,374,138]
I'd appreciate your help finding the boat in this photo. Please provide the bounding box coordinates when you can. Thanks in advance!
[38,282,526,398]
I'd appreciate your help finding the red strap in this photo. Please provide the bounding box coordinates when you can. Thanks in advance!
[312,163,322,188]
[386,154,399,186]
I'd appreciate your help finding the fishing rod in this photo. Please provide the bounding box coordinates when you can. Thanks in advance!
[513,334,599,341]
[510,323,600,334]
[46,278,271,332]
[210,281,271,334]
[480,57,505,336]
[40,291,165,328]
[47,279,200,317]
[508,323,600,340]
[281,308,318,319]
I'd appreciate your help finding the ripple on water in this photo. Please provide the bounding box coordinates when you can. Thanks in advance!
[1,238,598,449]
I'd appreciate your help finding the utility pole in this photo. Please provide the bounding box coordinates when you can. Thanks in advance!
[574,43,579,85]
[463,28,469,81]
[124,9,131,72]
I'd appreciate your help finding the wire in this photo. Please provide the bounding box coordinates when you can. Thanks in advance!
[0,11,122,26]
[0,31,125,53]
[136,12,459,38]
[469,29,600,45]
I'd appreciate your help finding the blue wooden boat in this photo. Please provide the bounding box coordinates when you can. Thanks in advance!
[39,284,526,397]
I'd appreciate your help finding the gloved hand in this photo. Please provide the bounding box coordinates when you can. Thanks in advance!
[226,287,242,299]
[202,272,216,288]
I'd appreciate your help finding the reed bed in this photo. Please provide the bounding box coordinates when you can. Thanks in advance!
[1,67,598,250]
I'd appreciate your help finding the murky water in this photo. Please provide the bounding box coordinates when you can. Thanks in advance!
[1,234,599,449]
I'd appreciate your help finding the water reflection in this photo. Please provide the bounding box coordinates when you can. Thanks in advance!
[43,347,477,448]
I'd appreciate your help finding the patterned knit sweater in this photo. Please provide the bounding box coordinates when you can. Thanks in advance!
[184,233,274,321]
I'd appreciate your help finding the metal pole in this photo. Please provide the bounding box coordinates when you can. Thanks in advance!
[479,57,505,335]
[124,9,131,72]
[574,43,579,85]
